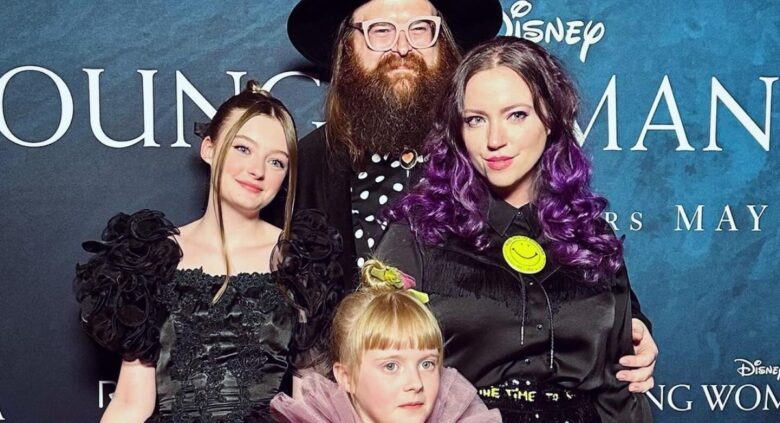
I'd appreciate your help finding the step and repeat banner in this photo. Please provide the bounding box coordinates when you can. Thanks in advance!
[1,1,777,421]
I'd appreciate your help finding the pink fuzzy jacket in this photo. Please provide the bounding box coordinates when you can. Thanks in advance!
[271,367,502,422]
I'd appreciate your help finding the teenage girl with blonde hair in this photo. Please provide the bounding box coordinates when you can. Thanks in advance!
[75,82,341,421]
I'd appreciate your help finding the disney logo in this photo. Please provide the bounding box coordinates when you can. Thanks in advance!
[501,0,605,63]
[734,359,780,380]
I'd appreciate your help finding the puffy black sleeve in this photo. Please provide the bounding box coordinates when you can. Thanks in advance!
[73,209,181,366]
[272,209,343,376]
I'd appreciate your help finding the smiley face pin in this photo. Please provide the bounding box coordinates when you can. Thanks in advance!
[502,236,546,274]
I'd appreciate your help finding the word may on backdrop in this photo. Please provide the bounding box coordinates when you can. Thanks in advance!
[501,0,605,62]
[603,204,770,233]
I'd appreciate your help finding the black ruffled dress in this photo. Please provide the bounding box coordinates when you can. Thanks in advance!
[74,209,342,422]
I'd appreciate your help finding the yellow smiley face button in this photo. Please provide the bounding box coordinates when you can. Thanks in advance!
[502,236,546,275]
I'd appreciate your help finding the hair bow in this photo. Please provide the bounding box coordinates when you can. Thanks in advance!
[194,121,210,139]
[368,266,430,304]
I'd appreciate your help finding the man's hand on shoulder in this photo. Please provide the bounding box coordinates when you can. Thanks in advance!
[617,318,658,393]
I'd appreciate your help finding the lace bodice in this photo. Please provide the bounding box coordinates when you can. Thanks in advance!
[151,268,294,421]
[74,209,343,422]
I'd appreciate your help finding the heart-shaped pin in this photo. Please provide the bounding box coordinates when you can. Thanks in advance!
[400,149,418,170]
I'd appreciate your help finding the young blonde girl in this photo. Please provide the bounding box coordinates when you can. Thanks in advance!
[271,259,501,423]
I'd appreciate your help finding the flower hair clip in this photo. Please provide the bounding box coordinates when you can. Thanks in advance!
[367,263,430,304]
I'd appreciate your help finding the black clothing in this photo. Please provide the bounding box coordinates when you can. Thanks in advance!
[74,209,341,422]
[374,196,653,422]
[350,152,420,265]
[264,125,652,332]
[264,126,425,292]
[152,269,293,421]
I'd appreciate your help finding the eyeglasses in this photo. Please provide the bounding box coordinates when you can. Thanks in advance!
[350,16,442,52]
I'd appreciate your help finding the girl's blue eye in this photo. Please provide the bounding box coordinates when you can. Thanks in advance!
[269,158,287,169]
[384,362,398,372]
[421,360,437,370]
[464,116,484,127]
[234,145,250,154]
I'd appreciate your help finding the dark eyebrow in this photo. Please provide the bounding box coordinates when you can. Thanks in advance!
[463,103,533,116]
[501,103,533,113]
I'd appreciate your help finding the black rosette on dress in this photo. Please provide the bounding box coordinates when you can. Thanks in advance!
[272,209,343,375]
[74,209,181,366]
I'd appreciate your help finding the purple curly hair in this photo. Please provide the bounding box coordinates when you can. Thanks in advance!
[386,37,623,284]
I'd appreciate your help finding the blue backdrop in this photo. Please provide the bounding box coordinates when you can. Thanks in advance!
[1,1,778,421]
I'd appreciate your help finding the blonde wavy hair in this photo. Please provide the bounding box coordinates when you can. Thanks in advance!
[330,259,443,381]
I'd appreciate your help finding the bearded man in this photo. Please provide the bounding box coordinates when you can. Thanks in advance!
[275,0,493,284]
[276,0,657,395]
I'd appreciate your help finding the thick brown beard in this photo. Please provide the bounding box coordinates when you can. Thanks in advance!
[335,42,455,161]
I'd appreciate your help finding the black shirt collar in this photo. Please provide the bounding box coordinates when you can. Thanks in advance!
[486,193,536,237]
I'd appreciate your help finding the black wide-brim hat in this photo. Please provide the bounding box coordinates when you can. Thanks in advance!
[288,0,503,68]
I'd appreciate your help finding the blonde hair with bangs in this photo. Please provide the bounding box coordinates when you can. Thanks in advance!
[330,260,443,380]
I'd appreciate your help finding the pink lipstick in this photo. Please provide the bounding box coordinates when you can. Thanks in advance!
[486,156,513,171]
[237,180,262,193]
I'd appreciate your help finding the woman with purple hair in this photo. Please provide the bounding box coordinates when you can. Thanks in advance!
[375,37,653,422]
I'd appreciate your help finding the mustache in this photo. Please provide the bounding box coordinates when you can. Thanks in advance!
[374,53,427,76]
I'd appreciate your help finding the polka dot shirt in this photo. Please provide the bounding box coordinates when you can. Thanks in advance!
[350,152,423,267]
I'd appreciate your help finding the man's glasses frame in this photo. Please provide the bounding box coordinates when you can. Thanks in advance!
[350,15,442,52]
